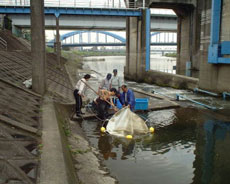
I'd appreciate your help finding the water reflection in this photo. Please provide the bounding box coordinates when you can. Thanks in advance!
[82,108,230,184]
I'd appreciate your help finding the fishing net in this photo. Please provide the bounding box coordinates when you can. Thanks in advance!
[106,107,148,137]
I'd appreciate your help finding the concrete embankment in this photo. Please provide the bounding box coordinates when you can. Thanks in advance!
[125,69,199,90]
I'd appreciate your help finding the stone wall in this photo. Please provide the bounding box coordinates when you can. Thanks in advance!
[125,69,198,90]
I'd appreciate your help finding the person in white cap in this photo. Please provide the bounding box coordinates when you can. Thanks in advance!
[110,69,121,92]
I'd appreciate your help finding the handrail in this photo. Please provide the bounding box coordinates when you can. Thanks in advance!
[0,0,138,9]
[0,36,7,50]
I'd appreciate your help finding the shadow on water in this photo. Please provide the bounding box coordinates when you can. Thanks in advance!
[81,108,230,184]
[81,56,230,183]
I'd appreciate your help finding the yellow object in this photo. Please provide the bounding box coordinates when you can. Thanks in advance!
[126,135,133,139]
[100,127,106,133]
[149,127,155,133]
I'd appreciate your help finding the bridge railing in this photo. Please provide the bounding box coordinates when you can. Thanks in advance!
[0,0,137,9]
[0,36,7,51]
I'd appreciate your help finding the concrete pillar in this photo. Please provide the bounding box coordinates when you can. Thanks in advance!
[176,4,201,78]
[55,16,61,67]
[30,0,46,95]
[0,14,4,30]
[125,9,150,81]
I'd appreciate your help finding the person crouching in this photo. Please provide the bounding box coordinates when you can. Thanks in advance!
[93,88,118,120]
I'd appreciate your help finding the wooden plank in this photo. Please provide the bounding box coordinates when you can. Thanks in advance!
[0,114,41,136]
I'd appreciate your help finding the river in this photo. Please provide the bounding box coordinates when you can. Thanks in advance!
[80,55,230,184]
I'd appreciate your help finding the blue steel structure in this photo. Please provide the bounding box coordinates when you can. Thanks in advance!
[208,0,230,64]
[47,31,177,47]
[0,5,177,71]
[145,9,150,71]
[0,6,142,17]
[58,31,126,43]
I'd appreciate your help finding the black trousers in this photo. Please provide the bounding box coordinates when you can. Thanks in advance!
[74,89,82,114]
[96,98,110,120]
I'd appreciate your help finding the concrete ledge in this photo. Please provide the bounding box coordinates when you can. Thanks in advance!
[39,97,69,184]
[125,69,199,90]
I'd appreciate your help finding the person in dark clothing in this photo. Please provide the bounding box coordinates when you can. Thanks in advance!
[73,74,91,117]
[93,88,117,120]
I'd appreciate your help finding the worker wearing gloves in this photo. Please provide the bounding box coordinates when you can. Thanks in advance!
[120,85,135,111]
[74,74,91,117]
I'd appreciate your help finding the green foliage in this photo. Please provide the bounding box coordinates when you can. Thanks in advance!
[164,53,177,57]
[46,47,54,53]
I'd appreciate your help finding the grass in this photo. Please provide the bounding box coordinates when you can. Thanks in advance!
[164,53,177,57]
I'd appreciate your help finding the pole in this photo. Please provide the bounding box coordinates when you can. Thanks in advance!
[30,0,46,94]
[143,0,145,8]
[56,16,61,67]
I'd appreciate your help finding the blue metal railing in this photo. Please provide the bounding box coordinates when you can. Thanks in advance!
[223,92,230,100]
[193,88,220,97]
[176,94,218,110]
[0,0,136,9]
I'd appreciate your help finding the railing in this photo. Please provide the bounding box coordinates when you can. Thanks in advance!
[0,36,7,51]
[0,0,138,9]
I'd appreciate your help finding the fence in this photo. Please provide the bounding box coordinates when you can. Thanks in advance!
[0,0,138,9]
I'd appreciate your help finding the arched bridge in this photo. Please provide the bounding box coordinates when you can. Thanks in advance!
[47,31,177,47]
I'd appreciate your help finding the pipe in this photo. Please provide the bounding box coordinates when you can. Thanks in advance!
[223,92,230,100]
[176,94,217,110]
[152,90,173,99]
[193,88,220,97]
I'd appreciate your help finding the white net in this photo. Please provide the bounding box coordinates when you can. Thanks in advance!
[106,107,148,137]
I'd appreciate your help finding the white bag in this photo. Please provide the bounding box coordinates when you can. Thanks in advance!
[106,107,148,137]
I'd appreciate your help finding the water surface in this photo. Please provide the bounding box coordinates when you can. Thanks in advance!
[81,55,230,184]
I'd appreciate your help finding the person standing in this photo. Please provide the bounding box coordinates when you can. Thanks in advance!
[74,74,91,117]
[110,69,121,92]
[99,73,112,91]
[120,84,135,111]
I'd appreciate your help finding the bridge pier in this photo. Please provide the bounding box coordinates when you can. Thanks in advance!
[125,8,150,81]
[175,4,201,77]
[55,15,61,67]
[30,0,46,95]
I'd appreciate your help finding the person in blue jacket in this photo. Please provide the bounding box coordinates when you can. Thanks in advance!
[120,85,135,111]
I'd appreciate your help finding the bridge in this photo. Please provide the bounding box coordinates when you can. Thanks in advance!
[2,0,229,94]
[47,31,177,47]
[8,14,177,32]
[0,1,177,32]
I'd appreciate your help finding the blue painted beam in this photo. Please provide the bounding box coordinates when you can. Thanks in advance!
[221,42,230,55]
[145,9,150,71]
[0,6,142,17]
[208,0,230,64]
